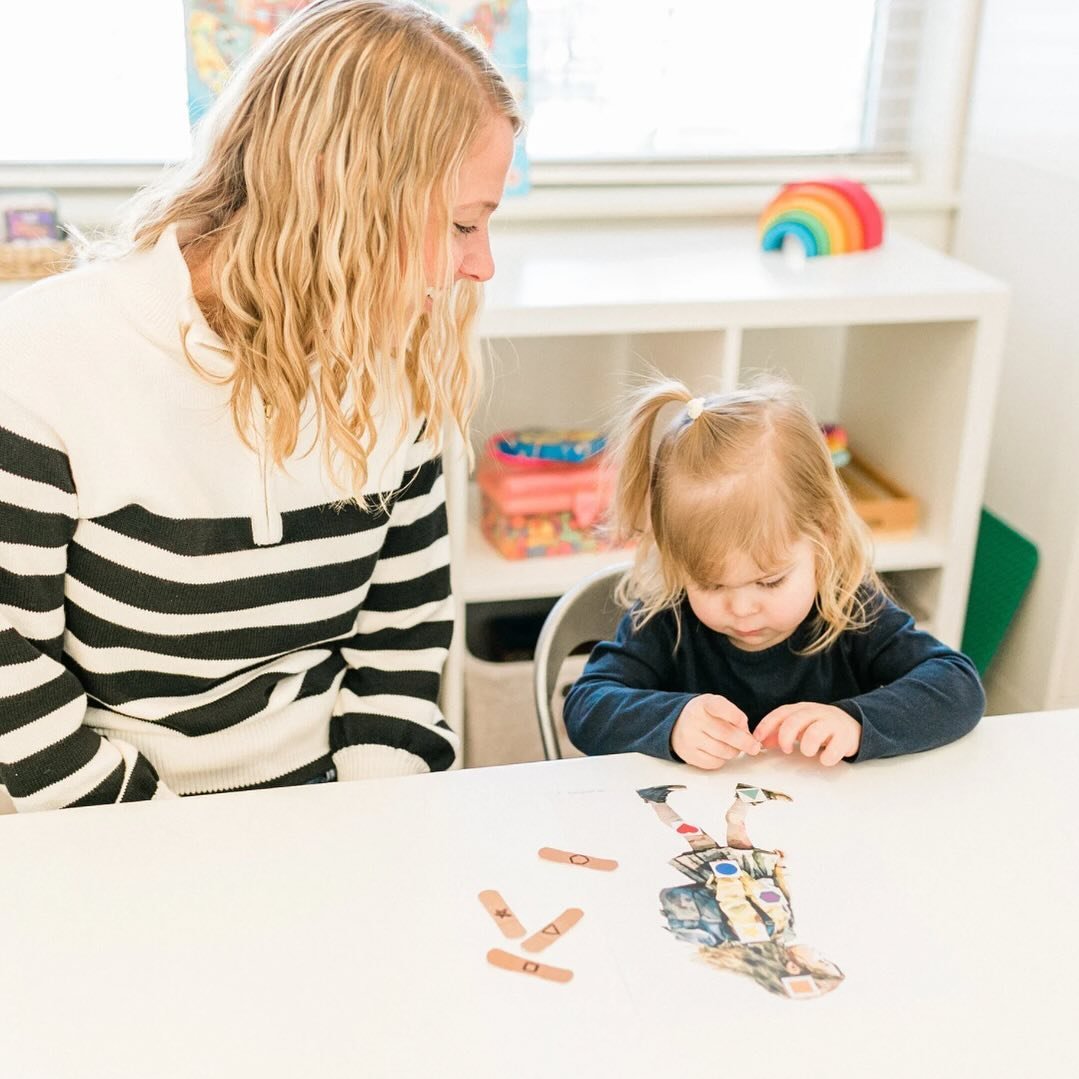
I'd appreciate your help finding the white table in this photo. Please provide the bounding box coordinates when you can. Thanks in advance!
[2,711,1076,1079]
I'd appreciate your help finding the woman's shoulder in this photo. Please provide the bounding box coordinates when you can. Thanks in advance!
[0,259,120,365]
[1,259,94,313]
[0,242,186,398]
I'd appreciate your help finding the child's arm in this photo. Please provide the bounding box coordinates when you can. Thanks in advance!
[832,594,985,760]
[562,609,696,758]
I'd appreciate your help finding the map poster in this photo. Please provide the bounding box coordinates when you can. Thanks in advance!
[183,0,529,195]
[427,1,529,195]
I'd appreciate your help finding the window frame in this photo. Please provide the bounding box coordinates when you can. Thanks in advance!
[0,1,979,228]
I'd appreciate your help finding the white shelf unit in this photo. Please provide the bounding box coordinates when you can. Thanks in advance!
[442,224,1008,739]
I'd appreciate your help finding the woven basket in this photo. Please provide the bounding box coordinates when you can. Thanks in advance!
[0,239,76,281]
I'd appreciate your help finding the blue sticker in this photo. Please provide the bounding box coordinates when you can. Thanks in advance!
[712,860,740,877]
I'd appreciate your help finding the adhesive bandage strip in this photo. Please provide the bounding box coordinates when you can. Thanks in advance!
[521,908,584,953]
[537,846,619,871]
[486,948,574,984]
[478,889,526,939]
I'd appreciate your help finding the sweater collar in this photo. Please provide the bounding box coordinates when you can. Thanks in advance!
[113,223,232,377]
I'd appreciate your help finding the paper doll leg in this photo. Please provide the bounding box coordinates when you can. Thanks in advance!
[725,784,793,850]
[636,784,720,851]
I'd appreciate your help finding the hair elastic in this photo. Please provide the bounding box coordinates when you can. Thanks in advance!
[686,397,705,420]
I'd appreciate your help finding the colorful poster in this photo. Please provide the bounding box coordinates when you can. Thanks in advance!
[182,0,529,194]
[183,1,305,124]
[426,1,529,195]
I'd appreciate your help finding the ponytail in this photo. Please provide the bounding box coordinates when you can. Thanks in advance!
[611,378,694,544]
[608,378,698,623]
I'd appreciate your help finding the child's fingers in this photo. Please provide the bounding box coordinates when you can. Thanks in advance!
[753,705,795,745]
[776,708,815,755]
[697,729,741,760]
[700,694,750,730]
[685,742,732,770]
[798,718,829,759]
[757,730,780,750]
[702,717,761,756]
[818,736,847,767]
[754,719,781,750]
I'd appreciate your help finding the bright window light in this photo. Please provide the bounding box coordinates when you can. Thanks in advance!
[0,1,886,167]
[527,0,880,161]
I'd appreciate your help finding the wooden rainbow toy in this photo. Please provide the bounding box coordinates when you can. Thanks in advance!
[759,179,884,257]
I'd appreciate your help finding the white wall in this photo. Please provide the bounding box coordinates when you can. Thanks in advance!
[952,1,1079,711]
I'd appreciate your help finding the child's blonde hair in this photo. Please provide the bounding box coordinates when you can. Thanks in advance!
[612,376,880,653]
[106,0,522,498]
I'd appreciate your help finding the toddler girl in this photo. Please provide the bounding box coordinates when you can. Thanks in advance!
[563,379,984,767]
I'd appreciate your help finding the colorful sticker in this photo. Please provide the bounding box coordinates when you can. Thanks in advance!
[781,975,822,998]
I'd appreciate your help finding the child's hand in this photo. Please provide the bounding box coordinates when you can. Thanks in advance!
[671,694,763,770]
[753,703,861,766]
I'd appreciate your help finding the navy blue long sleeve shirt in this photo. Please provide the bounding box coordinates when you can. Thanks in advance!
[563,591,984,762]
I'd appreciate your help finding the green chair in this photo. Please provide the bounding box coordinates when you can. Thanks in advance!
[961,508,1038,676]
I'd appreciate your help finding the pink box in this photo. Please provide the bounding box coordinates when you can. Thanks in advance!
[477,453,617,559]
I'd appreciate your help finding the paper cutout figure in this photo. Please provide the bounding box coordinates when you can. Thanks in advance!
[637,783,844,999]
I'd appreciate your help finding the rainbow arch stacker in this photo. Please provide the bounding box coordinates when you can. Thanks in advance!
[759,179,884,257]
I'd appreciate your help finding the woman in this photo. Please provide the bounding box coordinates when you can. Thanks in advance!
[0,0,521,810]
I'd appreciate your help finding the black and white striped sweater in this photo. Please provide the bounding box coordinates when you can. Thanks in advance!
[0,229,458,810]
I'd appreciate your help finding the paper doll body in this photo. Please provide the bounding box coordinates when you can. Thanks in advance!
[638,783,844,999]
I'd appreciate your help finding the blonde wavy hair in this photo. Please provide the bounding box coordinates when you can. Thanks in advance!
[611,376,882,654]
[102,0,521,498]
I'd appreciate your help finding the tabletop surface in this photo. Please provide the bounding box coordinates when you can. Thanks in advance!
[2,710,1076,1079]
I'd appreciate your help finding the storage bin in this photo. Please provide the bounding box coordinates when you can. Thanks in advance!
[464,652,586,767]
[463,602,587,767]
[476,451,617,560]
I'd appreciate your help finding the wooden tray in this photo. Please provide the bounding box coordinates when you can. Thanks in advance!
[840,453,919,537]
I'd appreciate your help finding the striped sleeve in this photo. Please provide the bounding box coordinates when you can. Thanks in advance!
[0,392,173,810]
[329,433,459,779]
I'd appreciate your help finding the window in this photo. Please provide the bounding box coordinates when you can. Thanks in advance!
[1,2,192,164]
[0,1,924,178]
[530,0,882,162]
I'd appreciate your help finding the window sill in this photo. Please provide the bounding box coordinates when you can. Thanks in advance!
[496,182,960,223]
[0,163,960,229]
